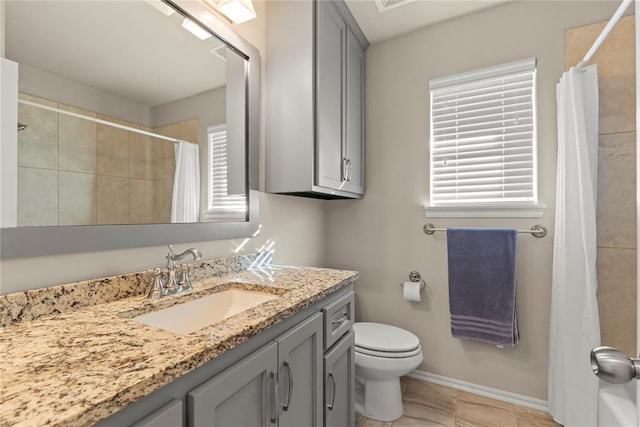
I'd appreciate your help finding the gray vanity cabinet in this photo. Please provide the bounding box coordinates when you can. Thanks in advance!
[276,313,324,427]
[131,400,183,427]
[188,313,324,427]
[188,343,278,426]
[96,287,354,427]
[323,331,355,427]
[266,0,368,199]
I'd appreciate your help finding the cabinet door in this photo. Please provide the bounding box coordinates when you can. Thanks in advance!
[188,343,278,427]
[344,28,365,195]
[276,313,323,427]
[131,400,183,427]
[324,331,355,427]
[316,0,346,191]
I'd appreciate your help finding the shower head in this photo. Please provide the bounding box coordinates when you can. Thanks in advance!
[17,123,28,132]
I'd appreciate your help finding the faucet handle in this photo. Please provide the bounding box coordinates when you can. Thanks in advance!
[178,263,193,291]
[164,268,179,295]
[147,267,166,299]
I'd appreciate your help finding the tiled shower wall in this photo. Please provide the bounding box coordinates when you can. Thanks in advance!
[17,93,198,226]
[565,16,637,356]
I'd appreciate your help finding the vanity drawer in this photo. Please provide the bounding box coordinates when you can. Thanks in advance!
[322,291,354,349]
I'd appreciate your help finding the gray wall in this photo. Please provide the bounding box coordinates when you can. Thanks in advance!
[17,64,154,127]
[325,0,621,401]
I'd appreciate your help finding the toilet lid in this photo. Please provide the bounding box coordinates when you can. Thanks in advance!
[353,322,420,353]
[356,344,422,358]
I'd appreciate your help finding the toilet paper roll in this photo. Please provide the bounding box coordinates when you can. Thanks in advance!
[403,281,422,302]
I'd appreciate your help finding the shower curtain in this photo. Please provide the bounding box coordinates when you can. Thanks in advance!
[171,141,200,223]
[548,65,601,426]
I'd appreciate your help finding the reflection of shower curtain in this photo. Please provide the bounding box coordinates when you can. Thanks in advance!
[171,141,200,223]
[548,65,600,426]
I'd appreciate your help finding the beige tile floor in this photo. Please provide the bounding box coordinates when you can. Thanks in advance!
[356,377,561,427]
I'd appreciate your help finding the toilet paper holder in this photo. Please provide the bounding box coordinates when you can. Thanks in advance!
[399,271,426,291]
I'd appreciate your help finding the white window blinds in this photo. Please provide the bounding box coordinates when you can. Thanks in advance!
[207,124,247,216]
[429,58,538,206]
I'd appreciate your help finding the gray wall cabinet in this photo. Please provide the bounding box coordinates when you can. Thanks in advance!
[266,0,368,199]
[324,331,355,427]
[96,286,354,427]
[343,28,365,195]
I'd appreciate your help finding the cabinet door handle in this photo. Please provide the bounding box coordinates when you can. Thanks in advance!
[270,371,279,424]
[282,361,293,412]
[327,372,336,411]
[342,158,348,182]
[346,158,353,182]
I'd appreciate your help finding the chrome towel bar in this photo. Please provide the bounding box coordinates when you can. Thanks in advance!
[423,223,547,238]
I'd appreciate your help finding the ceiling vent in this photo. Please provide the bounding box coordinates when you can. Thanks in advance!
[374,0,416,13]
[210,44,227,62]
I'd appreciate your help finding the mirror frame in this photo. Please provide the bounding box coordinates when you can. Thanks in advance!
[0,0,260,259]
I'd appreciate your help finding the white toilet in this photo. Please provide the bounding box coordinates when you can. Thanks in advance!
[354,322,423,422]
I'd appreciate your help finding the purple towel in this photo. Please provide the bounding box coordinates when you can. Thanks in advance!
[447,227,519,346]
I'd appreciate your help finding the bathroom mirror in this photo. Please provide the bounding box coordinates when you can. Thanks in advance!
[0,0,260,258]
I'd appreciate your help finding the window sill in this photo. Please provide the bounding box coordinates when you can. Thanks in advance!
[204,210,247,220]
[424,203,547,218]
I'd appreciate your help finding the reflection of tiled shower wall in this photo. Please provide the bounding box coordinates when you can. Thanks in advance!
[565,16,637,357]
[17,93,199,226]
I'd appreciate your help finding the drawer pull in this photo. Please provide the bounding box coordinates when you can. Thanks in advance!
[327,372,336,411]
[282,361,293,412]
[331,312,349,325]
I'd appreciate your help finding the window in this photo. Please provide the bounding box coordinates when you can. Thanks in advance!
[206,124,247,219]
[427,58,544,217]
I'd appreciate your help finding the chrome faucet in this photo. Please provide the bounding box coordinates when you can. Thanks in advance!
[166,245,203,267]
[147,245,203,299]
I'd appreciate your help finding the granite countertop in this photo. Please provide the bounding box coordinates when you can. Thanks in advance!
[0,263,357,426]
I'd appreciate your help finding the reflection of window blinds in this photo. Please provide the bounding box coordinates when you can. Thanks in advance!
[207,125,247,213]
[429,58,538,205]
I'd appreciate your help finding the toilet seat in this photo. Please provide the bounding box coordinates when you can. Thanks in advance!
[354,322,420,353]
[355,344,422,358]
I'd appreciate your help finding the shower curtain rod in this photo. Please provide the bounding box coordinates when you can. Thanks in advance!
[17,99,187,145]
[422,223,548,238]
[577,0,633,67]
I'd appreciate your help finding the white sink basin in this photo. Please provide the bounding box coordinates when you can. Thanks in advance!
[133,289,278,335]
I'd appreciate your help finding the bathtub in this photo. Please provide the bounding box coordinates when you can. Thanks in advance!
[599,382,637,427]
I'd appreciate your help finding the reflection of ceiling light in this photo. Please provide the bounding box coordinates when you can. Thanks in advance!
[181,18,212,40]
[210,45,227,62]
[145,0,175,16]
[374,0,416,12]
[217,0,256,24]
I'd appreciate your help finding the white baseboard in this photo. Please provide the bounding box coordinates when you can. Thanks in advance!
[407,369,549,413]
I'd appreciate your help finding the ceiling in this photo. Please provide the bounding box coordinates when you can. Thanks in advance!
[345,0,512,44]
[5,1,229,107]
